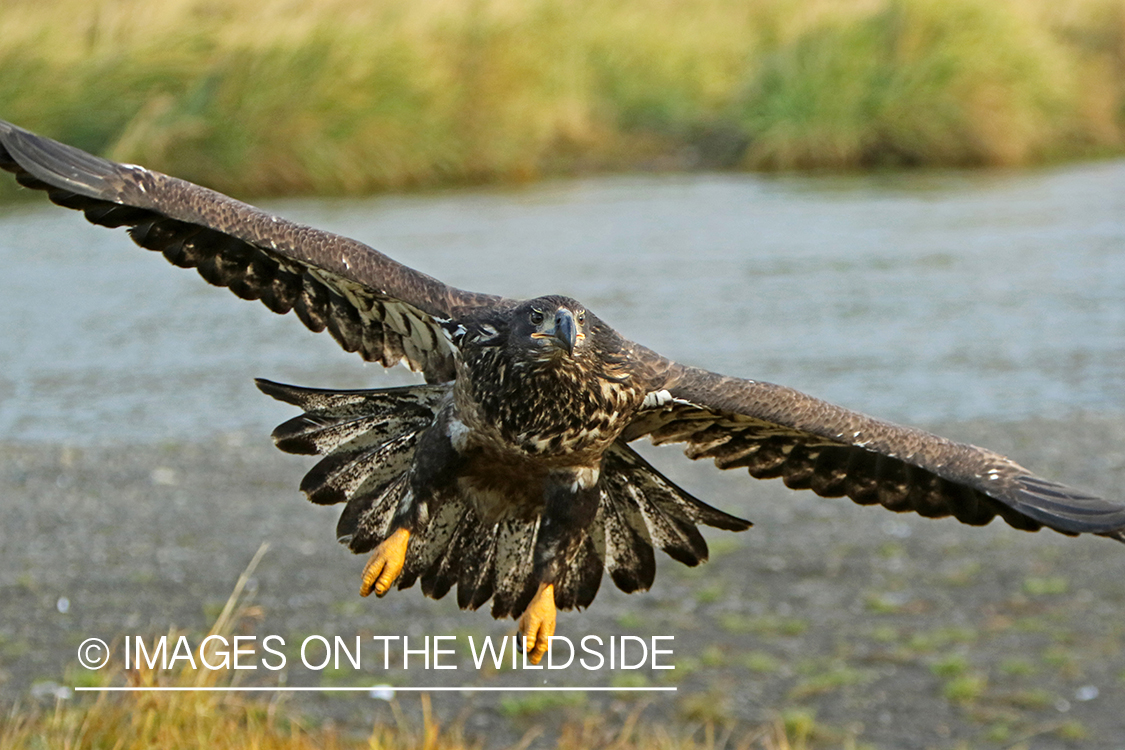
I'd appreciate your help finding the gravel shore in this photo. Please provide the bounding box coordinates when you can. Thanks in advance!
[2,413,1124,748]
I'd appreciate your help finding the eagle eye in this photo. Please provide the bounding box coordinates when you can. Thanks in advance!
[529,310,545,326]
[576,310,586,324]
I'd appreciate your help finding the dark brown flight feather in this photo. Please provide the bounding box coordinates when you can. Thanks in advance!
[0,120,501,383]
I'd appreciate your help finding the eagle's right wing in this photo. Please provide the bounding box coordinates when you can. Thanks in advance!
[624,361,1125,541]
[0,120,506,382]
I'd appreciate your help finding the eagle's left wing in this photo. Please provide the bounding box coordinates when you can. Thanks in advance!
[0,120,505,382]
[623,362,1125,541]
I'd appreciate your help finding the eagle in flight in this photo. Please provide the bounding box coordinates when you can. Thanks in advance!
[3,120,1124,664]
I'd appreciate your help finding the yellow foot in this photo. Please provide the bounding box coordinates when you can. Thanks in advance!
[360,528,410,597]
[518,583,556,665]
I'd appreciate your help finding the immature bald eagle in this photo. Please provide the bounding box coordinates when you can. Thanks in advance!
[3,121,1124,663]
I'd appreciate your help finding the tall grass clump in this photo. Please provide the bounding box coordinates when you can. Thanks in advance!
[1,0,1124,197]
[735,0,1106,168]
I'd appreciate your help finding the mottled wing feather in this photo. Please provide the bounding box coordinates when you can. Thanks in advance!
[626,363,1125,541]
[489,518,540,618]
[257,379,445,454]
[552,532,603,611]
[0,120,508,382]
[297,431,420,507]
[253,380,445,554]
[596,487,657,593]
[457,525,498,611]
[339,474,410,553]
[420,508,483,602]
[399,495,467,591]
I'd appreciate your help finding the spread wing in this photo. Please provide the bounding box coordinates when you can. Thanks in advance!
[0,120,505,383]
[625,361,1125,541]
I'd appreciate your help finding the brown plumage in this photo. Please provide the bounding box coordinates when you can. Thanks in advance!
[3,120,1123,658]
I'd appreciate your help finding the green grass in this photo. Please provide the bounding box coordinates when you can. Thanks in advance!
[1023,575,1069,595]
[718,613,809,637]
[998,657,1039,677]
[789,663,873,699]
[743,650,784,673]
[906,625,978,653]
[499,691,587,718]
[942,672,988,703]
[930,652,970,679]
[3,0,1125,199]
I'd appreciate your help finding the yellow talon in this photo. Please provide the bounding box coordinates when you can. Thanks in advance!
[518,583,556,665]
[360,528,410,597]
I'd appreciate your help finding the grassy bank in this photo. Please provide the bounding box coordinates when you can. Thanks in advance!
[0,551,810,750]
[2,0,1124,195]
[0,691,811,750]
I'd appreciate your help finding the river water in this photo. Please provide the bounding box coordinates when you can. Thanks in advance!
[1,162,1124,444]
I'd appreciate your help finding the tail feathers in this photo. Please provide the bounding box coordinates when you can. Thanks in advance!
[456,524,497,610]
[337,474,411,554]
[273,412,419,457]
[553,531,603,611]
[404,440,749,617]
[403,441,748,617]
[489,518,541,618]
[598,442,752,591]
[410,504,498,610]
[418,507,479,601]
[398,496,468,589]
[618,479,709,566]
[610,443,753,532]
[408,507,543,618]
[598,492,657,593]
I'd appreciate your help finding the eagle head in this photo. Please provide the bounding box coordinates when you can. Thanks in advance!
[509,296,590,361]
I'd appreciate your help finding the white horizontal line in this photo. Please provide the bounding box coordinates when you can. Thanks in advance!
[74,686,676,693]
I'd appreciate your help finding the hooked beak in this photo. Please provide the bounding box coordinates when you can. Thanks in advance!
[531,308,580,356]
[553,308,577,356]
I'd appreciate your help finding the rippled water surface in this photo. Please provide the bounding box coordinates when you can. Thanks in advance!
[1,162,1124,443]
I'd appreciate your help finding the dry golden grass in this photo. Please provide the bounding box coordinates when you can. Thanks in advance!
[0,690,828,750]
[0,546,813,750]
[0,697,816,750]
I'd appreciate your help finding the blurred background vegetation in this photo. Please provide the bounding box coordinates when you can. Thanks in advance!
[3,0,1124,197]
